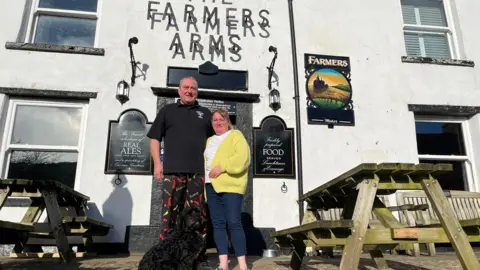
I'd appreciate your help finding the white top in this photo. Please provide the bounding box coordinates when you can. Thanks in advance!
[205,130,231,183]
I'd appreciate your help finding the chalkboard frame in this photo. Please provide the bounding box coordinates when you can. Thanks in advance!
[104,109,153,175]
[253,115,296,179]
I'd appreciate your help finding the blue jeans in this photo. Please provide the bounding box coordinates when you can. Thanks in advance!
[205,183,246,256]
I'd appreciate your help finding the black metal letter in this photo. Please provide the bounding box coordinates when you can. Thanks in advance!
[190,33,205,61]
[226,8,238,36]
[184,5,199,33]
[147,1,160,20]
[228,35,242,62]
[209,35,225,62]
[242,9,255,37]
[203,7,220,35]
[150,12,163,30]
[169,33,185,59]
[259,9,270,38]
[162,3,179,31]
[222,0,233,4]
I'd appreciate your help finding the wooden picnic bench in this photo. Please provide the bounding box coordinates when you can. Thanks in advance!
[396,190,480,257]
[272,163,480,270]
[0,179,113,262]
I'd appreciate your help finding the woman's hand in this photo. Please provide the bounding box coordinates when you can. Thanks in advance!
[209,164,222,178]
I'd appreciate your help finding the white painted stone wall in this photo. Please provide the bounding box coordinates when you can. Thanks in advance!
[294,0,480,198]
[0,0,479,243]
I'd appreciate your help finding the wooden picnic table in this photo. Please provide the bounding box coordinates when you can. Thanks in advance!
[272,163,480,270]
[0,179,113,262]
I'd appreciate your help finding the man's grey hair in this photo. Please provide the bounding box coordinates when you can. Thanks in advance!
[179,76,198,88]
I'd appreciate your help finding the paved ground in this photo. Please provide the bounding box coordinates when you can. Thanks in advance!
[0,251,477,270]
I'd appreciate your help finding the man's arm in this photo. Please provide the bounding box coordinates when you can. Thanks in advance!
[150,139,161,167]
[147,108,166,179]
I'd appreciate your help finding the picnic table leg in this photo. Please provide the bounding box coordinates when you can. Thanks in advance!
[0,186,11,208]
[290,239,307,270]
[42,190,73,262]
[421,176,480,269]
[368,250,388,270]
[338,176,379,270]
[12,198,45,254]
[74,200,95,253]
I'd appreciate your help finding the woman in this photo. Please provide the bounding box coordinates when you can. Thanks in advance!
[204,109,251,270]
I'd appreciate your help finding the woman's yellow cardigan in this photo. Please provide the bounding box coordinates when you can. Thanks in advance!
[204,129,250,200]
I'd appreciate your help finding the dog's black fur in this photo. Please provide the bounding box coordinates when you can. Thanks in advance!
[138,207,206,270]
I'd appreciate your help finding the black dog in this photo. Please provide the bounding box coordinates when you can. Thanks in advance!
[138,207,206,270]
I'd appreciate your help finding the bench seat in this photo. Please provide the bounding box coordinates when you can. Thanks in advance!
[0,220,34,244]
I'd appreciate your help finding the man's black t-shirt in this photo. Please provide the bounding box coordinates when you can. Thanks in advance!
[147,100,214,174]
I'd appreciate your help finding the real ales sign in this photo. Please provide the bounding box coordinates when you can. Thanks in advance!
[147,1,271,63]
[253,116,295,179]
[105,109,153,175]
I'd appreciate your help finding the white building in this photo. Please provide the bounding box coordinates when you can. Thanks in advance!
[0,0,479,254]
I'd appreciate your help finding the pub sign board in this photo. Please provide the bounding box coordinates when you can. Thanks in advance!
[105,109,153,175]
[253,116,295,179]
[304,53,355,126]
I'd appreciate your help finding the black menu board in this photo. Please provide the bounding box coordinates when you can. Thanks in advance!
[105,109,153,175]
[253,116,296,178]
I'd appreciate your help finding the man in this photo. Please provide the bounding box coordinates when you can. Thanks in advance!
[147,76,214,269]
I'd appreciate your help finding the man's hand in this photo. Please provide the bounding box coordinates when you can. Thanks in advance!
[208,164,222,178]
[154,163,164,180]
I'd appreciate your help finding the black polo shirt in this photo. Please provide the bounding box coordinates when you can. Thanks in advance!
[147,100,214,174]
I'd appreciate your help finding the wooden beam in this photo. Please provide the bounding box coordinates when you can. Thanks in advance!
[41,190,73,263]
[339,176,379,270]
[299,163,378,201]
[421,177,480,270]
[273,220,354,237]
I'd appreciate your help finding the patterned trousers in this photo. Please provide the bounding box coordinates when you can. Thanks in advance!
[160,174,207,241]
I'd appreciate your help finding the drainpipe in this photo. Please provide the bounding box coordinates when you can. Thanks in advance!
[287,0,304,224]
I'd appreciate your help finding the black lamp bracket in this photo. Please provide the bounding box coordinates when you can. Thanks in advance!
[128,37,139,86]
[267,46,278,91]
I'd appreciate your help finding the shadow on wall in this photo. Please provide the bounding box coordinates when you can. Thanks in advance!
[242,212,268,256]
[205,209,268,256]
[87,175,133,243]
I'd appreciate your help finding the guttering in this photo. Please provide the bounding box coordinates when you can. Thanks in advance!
[287,0,305,224]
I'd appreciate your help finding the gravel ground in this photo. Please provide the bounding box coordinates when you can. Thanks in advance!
[0,252,477,270]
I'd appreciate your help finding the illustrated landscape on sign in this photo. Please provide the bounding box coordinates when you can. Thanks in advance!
[307,68,351,110]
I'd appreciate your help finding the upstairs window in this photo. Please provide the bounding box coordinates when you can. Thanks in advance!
[401,0,456,59]
[26,0,99,47]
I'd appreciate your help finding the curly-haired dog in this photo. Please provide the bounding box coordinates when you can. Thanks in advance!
[138,207,206,270]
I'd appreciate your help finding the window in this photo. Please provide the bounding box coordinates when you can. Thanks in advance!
[25,0,100,47]
[0,99,88,189]
[414,116,475,191]
[401,0,457,59]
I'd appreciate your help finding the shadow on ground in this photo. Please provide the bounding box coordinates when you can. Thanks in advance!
[0,257,138,270]
[274,257,431,270]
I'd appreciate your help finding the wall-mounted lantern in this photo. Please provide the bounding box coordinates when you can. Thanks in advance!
[269,88,281,111]
[116,80,130,104]
[267,46,280,111]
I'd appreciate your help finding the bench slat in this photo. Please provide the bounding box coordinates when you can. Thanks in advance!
[62,216,114,229]
[300,163,378,201]
[272,220,353,237]
[0,220,33,231]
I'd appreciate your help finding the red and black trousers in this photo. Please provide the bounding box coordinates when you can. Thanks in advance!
[159,173,207,240]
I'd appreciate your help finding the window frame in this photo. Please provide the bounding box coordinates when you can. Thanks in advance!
[414,115,477,192]
[0,98,89,191]
[401,0,460,59]
[24,0,101,48]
